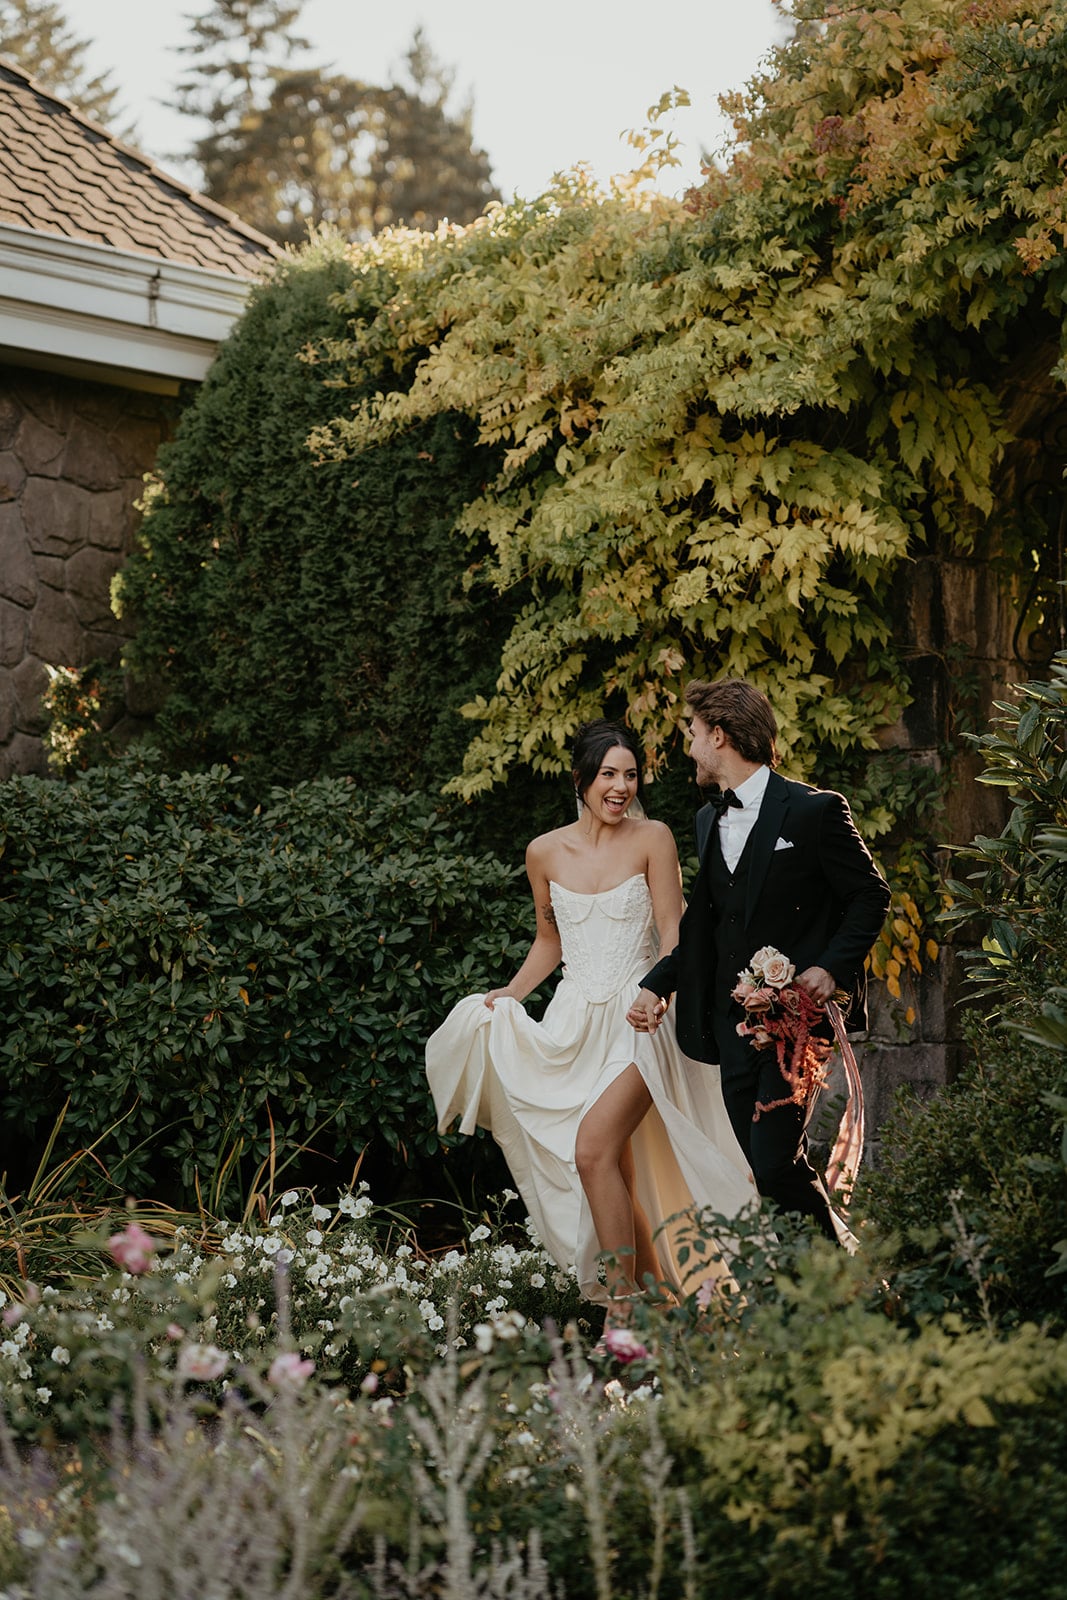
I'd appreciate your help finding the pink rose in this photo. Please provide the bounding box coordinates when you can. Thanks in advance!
[743,987,776,1014]
[176,1342,228,1382]
[107,1222,156,1275]
[731,974,757,1004]
[761,954,795,989]
[601,1327,650,1364]
[751,1026,773,1047]
[268,1352,315,1390]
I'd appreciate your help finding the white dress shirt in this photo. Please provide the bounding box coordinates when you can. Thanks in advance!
[718,764,770,873]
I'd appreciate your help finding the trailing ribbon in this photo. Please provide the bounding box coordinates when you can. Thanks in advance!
[821,999,865,1204]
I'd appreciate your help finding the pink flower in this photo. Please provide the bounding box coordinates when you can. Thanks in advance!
[743,987,776,1014]
[268,1352,315,1390]
[107,1222,156,1275]
[360,1372,379,1394]
[731,974,757,1004]
[165,1323,184,1341]
[2,1304,24,1328]
[695,1278,716,1310]
[176,1342,228,1382]
[601,1327,650,1364]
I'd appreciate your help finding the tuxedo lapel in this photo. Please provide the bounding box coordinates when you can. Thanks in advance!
[695,801,716,862]
[745,775,788,928]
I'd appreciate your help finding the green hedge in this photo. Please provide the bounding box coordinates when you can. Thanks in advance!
[114,234,528,811]
[0,759,531,1201]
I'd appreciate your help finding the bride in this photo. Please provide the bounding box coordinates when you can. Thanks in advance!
[425,720,751,1309]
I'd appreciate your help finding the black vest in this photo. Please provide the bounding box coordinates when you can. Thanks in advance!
[707,825,757,1061]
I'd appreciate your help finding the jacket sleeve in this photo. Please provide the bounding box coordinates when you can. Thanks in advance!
[814,792,891,982]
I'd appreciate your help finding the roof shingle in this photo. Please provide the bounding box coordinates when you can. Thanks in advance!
[0,57,279,277]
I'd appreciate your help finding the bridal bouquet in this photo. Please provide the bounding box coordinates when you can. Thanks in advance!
[731,945,835,1118]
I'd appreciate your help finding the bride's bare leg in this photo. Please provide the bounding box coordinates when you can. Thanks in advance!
[618,1140,659,1291]
[574,1064,654,1302]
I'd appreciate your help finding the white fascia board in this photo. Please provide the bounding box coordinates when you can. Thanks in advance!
[0,221,264,380]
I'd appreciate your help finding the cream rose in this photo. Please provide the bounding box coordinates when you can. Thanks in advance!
[750,946,795,989]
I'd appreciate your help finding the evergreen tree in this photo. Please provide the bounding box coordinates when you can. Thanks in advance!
[174,2,499,244]
[0,0,124,127]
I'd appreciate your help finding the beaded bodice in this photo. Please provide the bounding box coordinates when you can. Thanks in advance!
[549,874,656,1004]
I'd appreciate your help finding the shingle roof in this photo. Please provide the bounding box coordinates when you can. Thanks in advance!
[0,57,279,277]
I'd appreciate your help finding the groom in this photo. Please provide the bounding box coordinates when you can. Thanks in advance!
[627,678,890,1238]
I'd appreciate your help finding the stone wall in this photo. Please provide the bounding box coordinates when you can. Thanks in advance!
[0,365,178,777]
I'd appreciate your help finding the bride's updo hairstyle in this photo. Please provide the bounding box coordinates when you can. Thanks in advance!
[571,720,645,811]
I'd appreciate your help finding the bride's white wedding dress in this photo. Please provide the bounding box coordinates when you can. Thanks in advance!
[425,873,752,1301]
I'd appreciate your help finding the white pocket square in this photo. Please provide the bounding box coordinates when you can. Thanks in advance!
[774,837,794,851]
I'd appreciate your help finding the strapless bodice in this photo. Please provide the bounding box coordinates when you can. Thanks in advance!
[549,874,656,1004]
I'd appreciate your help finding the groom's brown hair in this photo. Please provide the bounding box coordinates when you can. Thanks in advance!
[685,679,779,767]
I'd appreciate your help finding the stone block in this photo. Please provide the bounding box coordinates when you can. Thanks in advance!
[13,378,63,430]
[11,655,50,733]
[0,394,23,451]
[85,627,128,661]
[16,414,64,477]
[0,450,26,501]
[0,506,37,607]
[88,487,130,551]
[21,477,92,551]
[33,553,66,588]
[111,416,169,477]
[66,544,122,628]
[0,673,15,743]
[0,728,49,778]
[0,598,28,667]
[62,417,121,491]
[28,587,83,668]
[854,1039,947,1132]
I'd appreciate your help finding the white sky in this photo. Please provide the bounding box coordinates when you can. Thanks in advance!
[70,0,789,200]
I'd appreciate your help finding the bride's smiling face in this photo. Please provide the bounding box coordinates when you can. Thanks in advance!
[578,745,639,822]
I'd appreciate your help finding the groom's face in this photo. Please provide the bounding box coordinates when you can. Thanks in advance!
[686,715,723,789]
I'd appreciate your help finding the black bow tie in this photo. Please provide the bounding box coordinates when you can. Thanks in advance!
[709,787,743,816]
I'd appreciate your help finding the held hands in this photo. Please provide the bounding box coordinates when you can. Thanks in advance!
[627,987,669,1034]
[794,965,837,1005]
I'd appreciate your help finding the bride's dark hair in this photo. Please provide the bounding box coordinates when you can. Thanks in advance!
[571,720,645,808]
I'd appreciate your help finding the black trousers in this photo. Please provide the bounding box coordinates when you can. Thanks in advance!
[716,1020,837,1242]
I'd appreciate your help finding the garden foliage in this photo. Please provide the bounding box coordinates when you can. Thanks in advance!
[0,759,533,1200]
[862,651,1067,1326]
[113,0,1067,971]
[306,0,1067,801]
[2,1201,1066,1598]
[113,236,524,807]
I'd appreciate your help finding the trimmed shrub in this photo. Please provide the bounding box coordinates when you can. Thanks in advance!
[114,233,527,810]
[0,759,532,1202]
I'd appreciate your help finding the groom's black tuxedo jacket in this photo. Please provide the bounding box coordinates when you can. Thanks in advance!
[642,771,891,1067]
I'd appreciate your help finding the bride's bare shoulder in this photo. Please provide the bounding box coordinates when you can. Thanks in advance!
[525,825,576,870]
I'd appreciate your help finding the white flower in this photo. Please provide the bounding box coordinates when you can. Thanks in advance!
[502,1188,519,1202]
[280,1190,299,1208]
[474,1323,494,1353]
[305,1229,323,1247]
[310,1204,331,1222]
[485,1297,506,1314]
[427,1314,444,1331]
[530,1272,545,1288]
[268,1215,283,1229]
[35,1387,51,1403]
[18,1528,47,1549]
[469,1224,491,1243]
[50,1346,70,1366]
